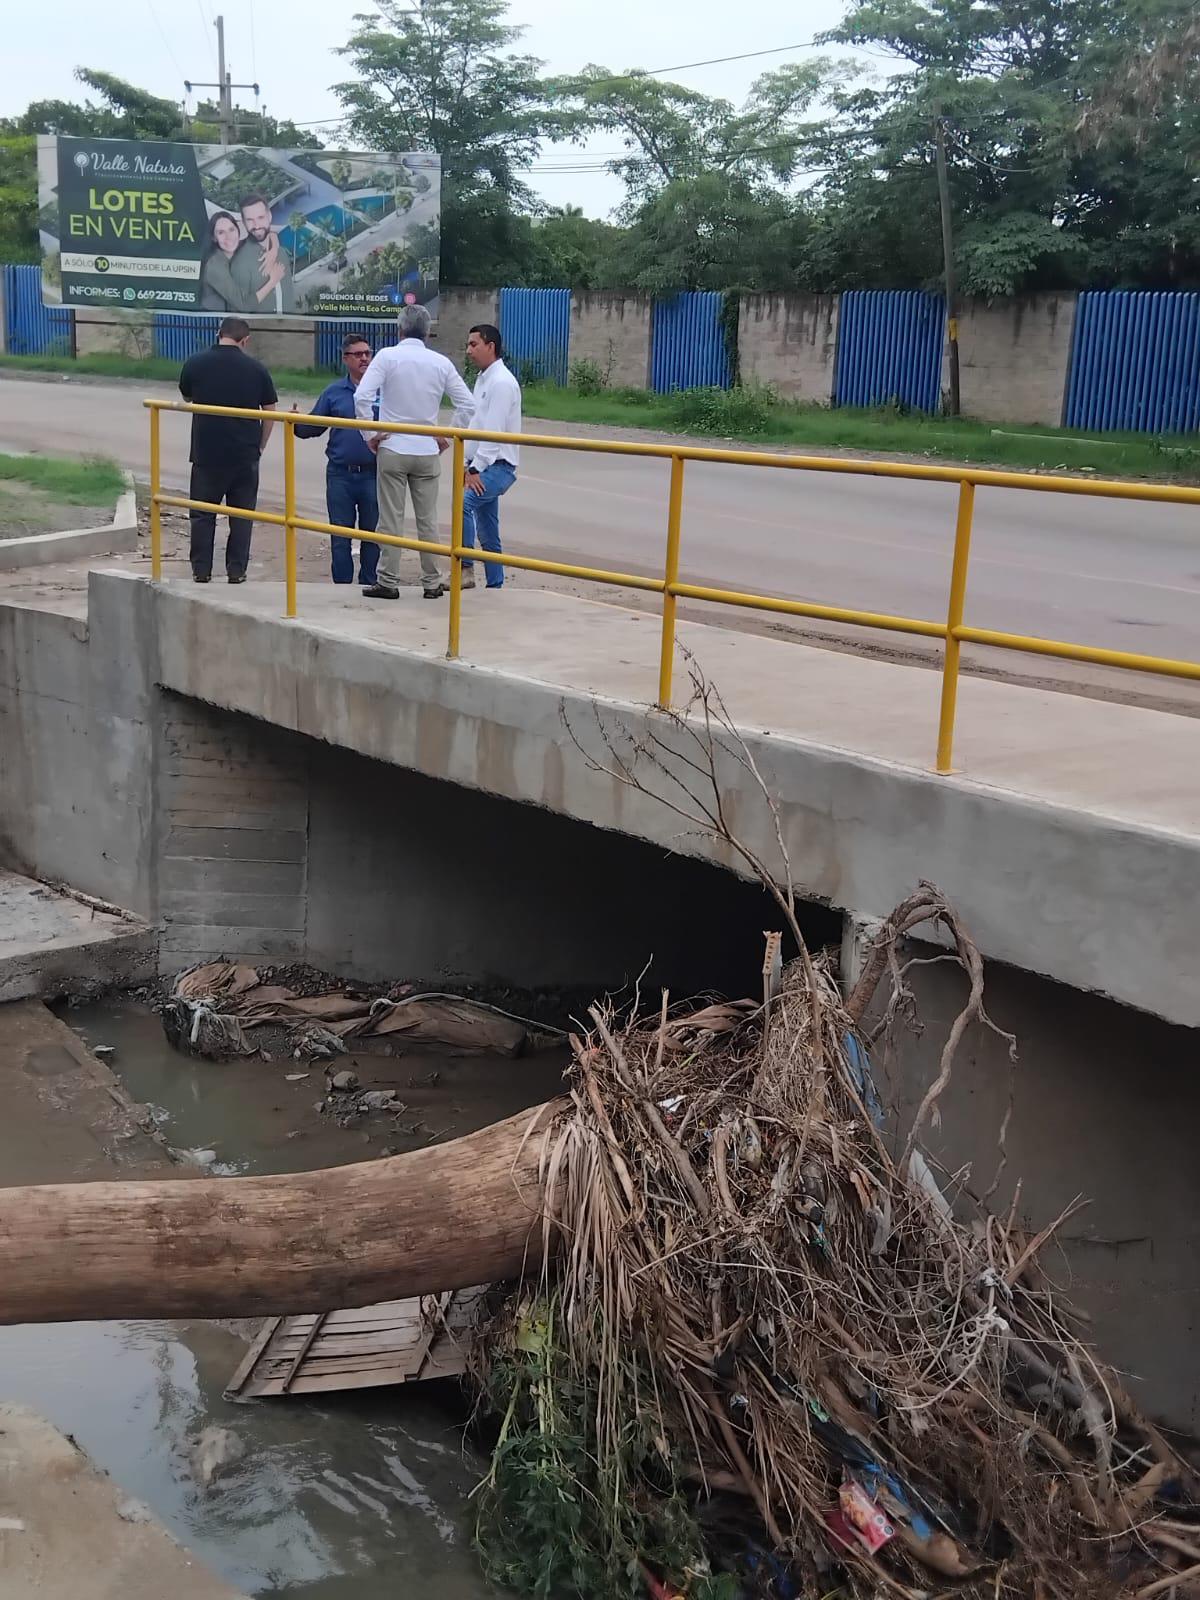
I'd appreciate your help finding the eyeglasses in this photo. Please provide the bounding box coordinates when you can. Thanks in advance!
[347,350,372,360]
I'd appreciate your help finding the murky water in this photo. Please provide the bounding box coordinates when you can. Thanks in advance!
[66,996,568,1176]
[0,997,569,1597]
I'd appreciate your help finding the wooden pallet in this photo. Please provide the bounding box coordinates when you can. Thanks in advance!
[224,1287,488,1400]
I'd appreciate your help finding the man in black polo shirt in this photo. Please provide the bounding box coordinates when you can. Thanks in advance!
[178,316,278,583]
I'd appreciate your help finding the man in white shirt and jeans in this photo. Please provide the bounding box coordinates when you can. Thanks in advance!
[460,324,521,591]
[355,304,475,599]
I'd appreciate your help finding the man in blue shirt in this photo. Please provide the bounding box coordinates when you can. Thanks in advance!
[294,333,381,586]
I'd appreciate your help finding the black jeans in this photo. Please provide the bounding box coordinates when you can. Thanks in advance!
[189,458,259,579]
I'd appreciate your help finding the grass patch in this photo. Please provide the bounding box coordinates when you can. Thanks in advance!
[0,451,125,506]
[520,381,1200,482]
[0,350,330,394]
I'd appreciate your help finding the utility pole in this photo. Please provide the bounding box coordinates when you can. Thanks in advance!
[215,15,231,146]
[184,16,260,149]
[934,116,961,417]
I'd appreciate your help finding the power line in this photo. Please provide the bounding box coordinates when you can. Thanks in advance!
[640,40,819,76]
[194,0,217,73]
[144,0,186,80]
[287,38,827,128]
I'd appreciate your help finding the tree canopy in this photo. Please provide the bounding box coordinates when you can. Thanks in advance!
[2,0,1198,293]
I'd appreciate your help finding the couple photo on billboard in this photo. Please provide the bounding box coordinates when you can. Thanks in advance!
[37,136,440,320]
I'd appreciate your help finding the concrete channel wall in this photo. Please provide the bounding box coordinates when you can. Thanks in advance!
[1,569,1198,1429]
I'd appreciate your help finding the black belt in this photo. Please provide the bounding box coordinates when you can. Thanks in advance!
[328,461,374,474]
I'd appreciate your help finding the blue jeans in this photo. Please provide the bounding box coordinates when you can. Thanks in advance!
[462,461,516,588]
[325,465,380,585]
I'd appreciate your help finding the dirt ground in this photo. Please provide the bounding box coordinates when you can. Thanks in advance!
[0,477,113,540]
[0,1404,245,1600]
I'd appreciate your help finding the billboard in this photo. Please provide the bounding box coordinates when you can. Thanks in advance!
[36,136,440,320]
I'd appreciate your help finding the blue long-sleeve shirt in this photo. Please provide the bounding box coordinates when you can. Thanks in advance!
[294,375,379,468]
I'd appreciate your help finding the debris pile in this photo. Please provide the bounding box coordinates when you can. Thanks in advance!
[474,896,1200,1600]
[160,961,547,1061]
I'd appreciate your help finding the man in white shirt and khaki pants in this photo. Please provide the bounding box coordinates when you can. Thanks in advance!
[460,324,521,591]
[355,304,475,599]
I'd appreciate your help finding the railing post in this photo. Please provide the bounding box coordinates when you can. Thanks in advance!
[936,479,975,773]
[149,405,162,581]
[283,418,297,620]
[657,454,685,708]
[447,436,465,660]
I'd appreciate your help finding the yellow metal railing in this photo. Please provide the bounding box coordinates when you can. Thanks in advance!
[144,398,1200,775]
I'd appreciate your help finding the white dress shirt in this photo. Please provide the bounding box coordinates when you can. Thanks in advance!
[468,359,522,471]
[355,338,475,456]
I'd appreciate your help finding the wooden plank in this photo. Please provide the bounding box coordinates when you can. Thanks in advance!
[260,1330,433,1360]
[280,1309,328,1393]
[227,1288,486,1399]
[224,1316,282,1401]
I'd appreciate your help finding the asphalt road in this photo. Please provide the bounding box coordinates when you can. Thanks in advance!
[3,373,1198,705]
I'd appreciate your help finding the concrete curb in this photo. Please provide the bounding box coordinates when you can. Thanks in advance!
[0,471,138,570]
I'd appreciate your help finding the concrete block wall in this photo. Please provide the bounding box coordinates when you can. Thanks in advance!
[568,292,653,388]
[430,286,499,368]
[4,277,1106,428]
[737,293,839,401]
[954,293,1077,426]
[74,308,154,359]
[241,317,317,371]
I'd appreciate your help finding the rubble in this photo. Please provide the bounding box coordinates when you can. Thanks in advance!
[161,962,557,1061]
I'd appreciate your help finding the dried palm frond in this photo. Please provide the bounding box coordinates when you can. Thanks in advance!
[473,660,1197,1599]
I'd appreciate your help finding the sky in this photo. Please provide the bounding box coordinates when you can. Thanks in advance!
[1,0,882,217]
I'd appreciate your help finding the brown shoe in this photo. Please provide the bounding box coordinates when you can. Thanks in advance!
[362,584,400,599]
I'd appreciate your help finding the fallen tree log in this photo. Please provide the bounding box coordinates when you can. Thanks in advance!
[0,1101,566,1325]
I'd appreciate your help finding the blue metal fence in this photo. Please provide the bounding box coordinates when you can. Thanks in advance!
[834,290,945,413]
[2,263,73,356]
[314,319,401,370]
[1065,291,1200,434]
[651,292,731,393]
[153,313,220,362]
[499,287,571,385]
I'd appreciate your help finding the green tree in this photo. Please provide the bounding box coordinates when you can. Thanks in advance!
[619,175,807,293]
[550,60,849,205]
[804,0,1200,292]
[333,0,577,283]
[0,70,188,264]
[14,69,183,139]
[527,206,626,289]
[0,134,37,261]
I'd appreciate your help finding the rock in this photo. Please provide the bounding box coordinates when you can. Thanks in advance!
[329,1070,359,1092]
[185,1149,218,1168]
[189,1425,244,1489]
[285,1072,309,1082]
[92,1045,115,1058]
[116,1497,153,1524]
[360,1089,400,1111]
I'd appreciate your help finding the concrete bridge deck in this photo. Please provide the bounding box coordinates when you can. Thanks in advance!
[132,574,1199,1027]
[174,579,1198,833]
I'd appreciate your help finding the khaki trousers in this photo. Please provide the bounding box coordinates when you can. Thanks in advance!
[375,450,443,592]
